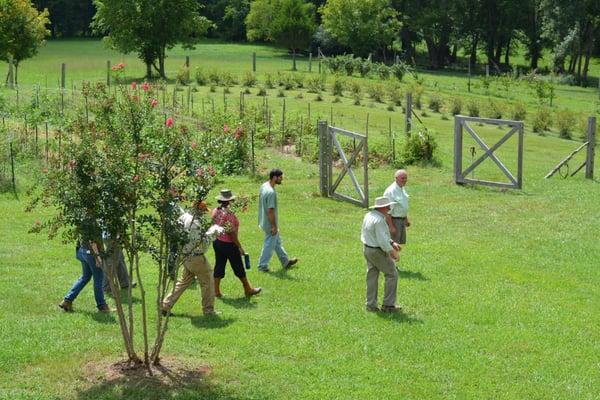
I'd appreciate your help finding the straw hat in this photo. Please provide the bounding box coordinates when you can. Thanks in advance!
[368,196,396,209]
[215,189,236,202]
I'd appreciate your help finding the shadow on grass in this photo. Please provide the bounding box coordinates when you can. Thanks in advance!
[397,269,428,281]
[220,296,258,309]
[375,310,422,324]
[81,310,118,325]
[105,291,142,304]
[269,268,300,281]
[190,315,235,330]
[75,358,255,400]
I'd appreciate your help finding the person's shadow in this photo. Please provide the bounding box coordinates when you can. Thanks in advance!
[220,296,258,309]
[375,309,422,324]
[397,269,428,281]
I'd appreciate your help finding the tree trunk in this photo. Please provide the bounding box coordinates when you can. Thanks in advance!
[504,37,511,67]
[470,35,478,67]
[146,62,153,80]
[159,47,166,79]
[14,63,18,85]
[450,44,457,63]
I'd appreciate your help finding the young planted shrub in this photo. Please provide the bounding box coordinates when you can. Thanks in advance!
[307,75,326,93]
[532,108,552,133]
[331,77,345,96]
[377,64,391,80]
[555,109,576,139]
[428,93,443,113]
[357,59,372,77]
[277,72,294,90]
[467,100,480,117]
[264,73,275,89]
[257,86,267,96]
[408,83,424,109]
[388,86,402,106]
[177,66,190,85]
[221,72,237,87]
[485,100,504,119]
[342,55,355,76]
[448,97,462,115]
[323,55,345,74]
[367,83,385,103]
[292,74,305,89]
[243,72,257,87]
[511,102,527,121]
[208,70,221,85]
[402,130,438,165]
[194,68,208,86]
[390,62,407,81]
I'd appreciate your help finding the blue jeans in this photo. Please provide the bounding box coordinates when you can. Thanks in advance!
[64,246,107,309]
[258,231,289,270]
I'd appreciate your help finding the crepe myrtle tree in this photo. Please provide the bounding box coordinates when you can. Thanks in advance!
[29,82,217,369]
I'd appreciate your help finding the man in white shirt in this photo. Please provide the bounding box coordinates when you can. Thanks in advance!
[361,197,402,313]
[383,169,410,244]
[162,204,224,316]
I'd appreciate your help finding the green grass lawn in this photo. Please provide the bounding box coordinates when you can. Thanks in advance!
[1,40,600,399]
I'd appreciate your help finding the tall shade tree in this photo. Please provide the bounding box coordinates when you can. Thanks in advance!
[92,0,212,79]
[320,0,400,60]
[246,0,316,70]
[0,0,50,84]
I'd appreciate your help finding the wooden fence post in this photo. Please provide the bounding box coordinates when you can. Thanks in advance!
[8,58,14,89]
[251,113,256,175]
[185,56,190,68]
[467,61,471,93]
[61,63,66,89]
[107,60,111,86]
[309,53,312,72]
[405,92,412,136]
[454,117,463,184]
[281,99,286,151]
[318,120,328,197]
[364,116,369,208]
[586,116,596,180]
[252,52,256,72]
[10,141,16,192]
[318,47,322,74]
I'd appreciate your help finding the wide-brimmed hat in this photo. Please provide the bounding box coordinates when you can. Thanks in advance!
[215,189,236,202]
[368,196,396,209]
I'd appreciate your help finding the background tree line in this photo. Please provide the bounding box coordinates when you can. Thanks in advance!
[14,0,600,86]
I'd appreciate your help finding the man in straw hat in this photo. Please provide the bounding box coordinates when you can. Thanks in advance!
[361,196,402,313]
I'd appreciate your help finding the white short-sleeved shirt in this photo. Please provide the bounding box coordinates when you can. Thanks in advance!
[258,181,278,231]
[384,182,409,218]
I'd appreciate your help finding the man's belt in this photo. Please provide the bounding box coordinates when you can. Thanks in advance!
[191,252,205,256]
[391,216,406,220]
[364,244,381,250]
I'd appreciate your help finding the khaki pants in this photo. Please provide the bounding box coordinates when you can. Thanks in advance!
[162,255,215,315]
[391,217,407,244]
[364,246,398,308]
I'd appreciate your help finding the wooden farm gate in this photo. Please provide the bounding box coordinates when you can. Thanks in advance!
[545,116,596,180]
[318,121,369,207]
[454,115,524,189]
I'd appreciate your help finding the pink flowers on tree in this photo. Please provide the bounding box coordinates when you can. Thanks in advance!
[111,62,126,83]
[150,99,158,108]
[165,117,174,127]
[141,82,150,92]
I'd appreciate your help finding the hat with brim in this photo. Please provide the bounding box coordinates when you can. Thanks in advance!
[368,196,396,209]
[216,189,236,202]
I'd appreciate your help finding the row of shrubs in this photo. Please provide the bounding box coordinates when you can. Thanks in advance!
[322,54,409,81]
[421,93,586,139]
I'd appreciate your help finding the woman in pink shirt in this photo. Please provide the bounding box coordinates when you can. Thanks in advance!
[212,189,261,297]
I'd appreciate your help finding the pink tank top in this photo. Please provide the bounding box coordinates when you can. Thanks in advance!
[212,207,239,243]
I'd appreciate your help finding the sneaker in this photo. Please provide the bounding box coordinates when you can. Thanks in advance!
[381,305,402,313]
[98,304,115,313]
[258,267,270,273]
[366,305,380,312]
[203,310,222,317]
[161,308,172,317]
[58,300,74,313]
[284,258,298,269]
[245,287,262,297]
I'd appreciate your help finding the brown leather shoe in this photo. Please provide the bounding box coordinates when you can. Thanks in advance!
[245,287,262,297]
[381,305,402,313]
[98,304,115,313]
[58,300,74,313]
[284,258,298,269]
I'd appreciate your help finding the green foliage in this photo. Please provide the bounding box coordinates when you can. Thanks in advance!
[511,102,527,121]
[176,66,190,85]
[277,72,294,90]
[401,130,438,165]
[323,55,345,74]
[264,72,276,89]
[376,64,391,80]
[320,0,400,57]
[449,97,463,115]
[92,0,211,79]
[0,0,50,82]
[307,75,326,93]
[331,77,345,96]
[242,72,257,87]
[194,68,208,86]
[428,93,443,113]
[367,83,385,103]
[390,62,407,81]
[555,109,576,139]
[532,108,552,133]
[467,100,480,117]
[257,85,267,96]
[485,99,504,119]
[208,69,221,85]
[357,58,373,77]
[388,86,402,106]
[246,0,316,55]
[292,73,305,88]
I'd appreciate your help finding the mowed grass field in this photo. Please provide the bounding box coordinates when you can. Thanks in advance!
[1,41,600,399]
